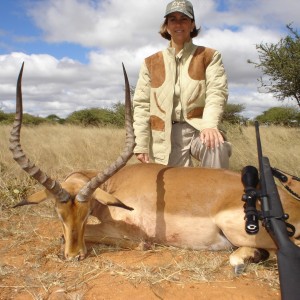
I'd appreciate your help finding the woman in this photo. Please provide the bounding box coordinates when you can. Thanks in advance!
[133,0,232,168]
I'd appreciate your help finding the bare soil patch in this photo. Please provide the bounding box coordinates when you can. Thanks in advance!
[0,204,280,300]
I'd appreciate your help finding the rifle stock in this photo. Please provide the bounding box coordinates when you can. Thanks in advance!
[276,245,300,299]
[243,122,300,300]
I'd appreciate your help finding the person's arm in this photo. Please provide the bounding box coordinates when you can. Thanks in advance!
[200,51,228,148]
[133,62,151,161]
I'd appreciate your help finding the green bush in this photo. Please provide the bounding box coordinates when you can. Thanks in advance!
[45,114,65,124]
[65,103,126,127]
[0,110,48,125]
[0,110,14,124]
[255,106,300,126]
[222,103,247,124]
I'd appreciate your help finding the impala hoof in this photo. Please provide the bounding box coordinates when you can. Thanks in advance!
[234,264,245,275]
[65,254,85,262]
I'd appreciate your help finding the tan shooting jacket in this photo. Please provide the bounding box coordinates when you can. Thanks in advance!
[133,40,228,165]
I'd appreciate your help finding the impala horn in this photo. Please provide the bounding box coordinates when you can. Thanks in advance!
[9,62,71,204]
[76,63,135,202]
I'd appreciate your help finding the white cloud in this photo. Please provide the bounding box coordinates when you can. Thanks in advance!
[0,52,129,117]
[1,0,299,119]
[27,0,167,49]
[198,0,300,29]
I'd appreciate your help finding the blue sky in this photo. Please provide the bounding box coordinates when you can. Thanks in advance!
[0,1,90,62]
[215,0,229,12]
[0,0,299,118]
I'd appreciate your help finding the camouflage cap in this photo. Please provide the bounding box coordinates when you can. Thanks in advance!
[164,0,194,19]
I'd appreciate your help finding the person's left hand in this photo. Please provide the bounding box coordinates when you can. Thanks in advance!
[200,128,224,149]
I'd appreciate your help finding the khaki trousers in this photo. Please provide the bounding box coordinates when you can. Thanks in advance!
[168,122,232,168]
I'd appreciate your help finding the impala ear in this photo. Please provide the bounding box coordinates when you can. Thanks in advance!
[93,188,133,211]
[13,189,54,207]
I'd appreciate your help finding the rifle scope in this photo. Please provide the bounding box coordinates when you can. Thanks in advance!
[241,166,260,235]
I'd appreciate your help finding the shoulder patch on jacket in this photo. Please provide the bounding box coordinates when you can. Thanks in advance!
[189,46,216,80]
[145,52,165,88]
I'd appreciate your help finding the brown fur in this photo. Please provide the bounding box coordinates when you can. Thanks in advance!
[28,163,300,270]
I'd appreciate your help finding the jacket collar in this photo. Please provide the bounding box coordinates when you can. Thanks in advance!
[166,40,197,63]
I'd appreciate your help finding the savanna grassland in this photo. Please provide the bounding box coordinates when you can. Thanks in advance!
[0,124,299,299]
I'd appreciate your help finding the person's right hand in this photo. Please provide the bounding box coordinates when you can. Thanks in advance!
[135,153,150,163]
[200,128,224,149]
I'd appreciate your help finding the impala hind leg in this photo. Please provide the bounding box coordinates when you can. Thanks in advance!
[229,246,270,275]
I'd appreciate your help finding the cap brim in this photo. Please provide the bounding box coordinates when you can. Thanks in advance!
[164,8,193,19]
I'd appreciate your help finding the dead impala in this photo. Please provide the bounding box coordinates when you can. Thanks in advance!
[10,64,300,273]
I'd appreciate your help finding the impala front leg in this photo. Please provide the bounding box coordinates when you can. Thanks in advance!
[229,246,270,274]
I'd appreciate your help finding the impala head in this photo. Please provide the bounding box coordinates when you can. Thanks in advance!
[10,63,135,260]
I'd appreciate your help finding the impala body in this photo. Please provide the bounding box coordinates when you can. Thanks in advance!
[10,64,300,273]
[60,163,300,272]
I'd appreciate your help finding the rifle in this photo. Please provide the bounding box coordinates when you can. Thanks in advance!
[241,121,300,300]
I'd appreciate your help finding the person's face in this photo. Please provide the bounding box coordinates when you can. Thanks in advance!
[166,12,195,44]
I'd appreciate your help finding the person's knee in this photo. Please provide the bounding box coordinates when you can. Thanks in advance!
[221,141,232,158]
[217,142,232,168]
[198,142,232,169]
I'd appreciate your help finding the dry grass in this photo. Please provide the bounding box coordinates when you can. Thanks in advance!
[0,124,139,208]
[226,124,300,175]
[0,123,298,299]
[1,124,299,209]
